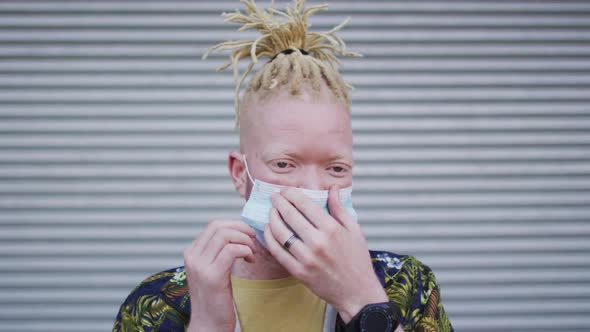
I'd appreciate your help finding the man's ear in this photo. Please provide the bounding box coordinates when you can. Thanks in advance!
[228,150,247,198]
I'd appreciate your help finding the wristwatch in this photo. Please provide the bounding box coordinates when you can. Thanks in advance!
[339,301,400,332]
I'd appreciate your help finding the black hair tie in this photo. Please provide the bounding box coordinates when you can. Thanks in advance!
[268,48,309,62]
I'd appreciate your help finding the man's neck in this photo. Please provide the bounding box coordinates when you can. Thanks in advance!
[231,238,291,280]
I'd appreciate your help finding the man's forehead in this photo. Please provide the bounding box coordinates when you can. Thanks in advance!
[252,107,351,143]
[255,99,349,128]
[242,83,347,119]
[259,143,353,162]
[239,88,353,158]
[260,115,349,133]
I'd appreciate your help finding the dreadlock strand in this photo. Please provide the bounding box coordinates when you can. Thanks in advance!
[261,61,276,90]
[289,54,303,95]
[250,33,271,64]
[234,60,256,126]
[231,50,243,84]
[321,62,344,101]
[307,58,322,92]
[299,55,311,78]
[276,54,291,85]
[250,71,263,92]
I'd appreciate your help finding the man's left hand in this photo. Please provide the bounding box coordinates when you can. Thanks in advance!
[264,185,389,323]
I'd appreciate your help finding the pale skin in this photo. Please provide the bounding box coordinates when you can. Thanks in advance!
[184,85,400,331]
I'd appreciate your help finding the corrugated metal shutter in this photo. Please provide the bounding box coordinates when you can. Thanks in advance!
[1,1,589,331]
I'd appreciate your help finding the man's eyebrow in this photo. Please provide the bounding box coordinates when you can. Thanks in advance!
[326,154,354,166]
[261,148,301,159]
[262,149,352,163]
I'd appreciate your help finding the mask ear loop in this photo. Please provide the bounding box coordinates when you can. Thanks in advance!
[242,154,255,184]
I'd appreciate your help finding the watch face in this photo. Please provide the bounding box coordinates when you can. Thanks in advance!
[360,305,394,331]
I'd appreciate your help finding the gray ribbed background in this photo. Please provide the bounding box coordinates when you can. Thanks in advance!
[1,1,589,331]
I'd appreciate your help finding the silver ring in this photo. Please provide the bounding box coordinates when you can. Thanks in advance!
[283,233,298,250]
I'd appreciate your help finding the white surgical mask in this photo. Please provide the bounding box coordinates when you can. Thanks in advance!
[240,154,358,248]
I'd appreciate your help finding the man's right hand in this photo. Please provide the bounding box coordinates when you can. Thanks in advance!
[183,220,257,332]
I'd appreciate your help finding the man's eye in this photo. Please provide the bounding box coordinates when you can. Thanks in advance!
[276,161,289,168]
[332,166,344,173]
[329,166,349,175]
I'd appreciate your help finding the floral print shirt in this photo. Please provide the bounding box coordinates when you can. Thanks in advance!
[113,250,453,332]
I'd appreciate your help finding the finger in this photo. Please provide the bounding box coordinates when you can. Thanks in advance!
[264,224,304,277]
[214,243,254,272]
[271,191,318,240]
[194,220,255,254]
[202,228,257,264]
[268,207,310,260]
[327,185,355,228]
[279,187,335,231]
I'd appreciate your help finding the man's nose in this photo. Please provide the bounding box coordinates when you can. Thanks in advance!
[296,167,325,190]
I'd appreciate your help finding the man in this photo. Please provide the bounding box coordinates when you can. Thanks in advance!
[113,1,453,331]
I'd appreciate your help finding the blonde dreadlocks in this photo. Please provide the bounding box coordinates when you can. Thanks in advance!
[202,0,362,127]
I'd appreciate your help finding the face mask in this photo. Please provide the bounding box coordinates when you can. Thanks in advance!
[240,155,358,248]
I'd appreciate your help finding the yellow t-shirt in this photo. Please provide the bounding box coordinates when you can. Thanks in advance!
[231,275,327,332]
